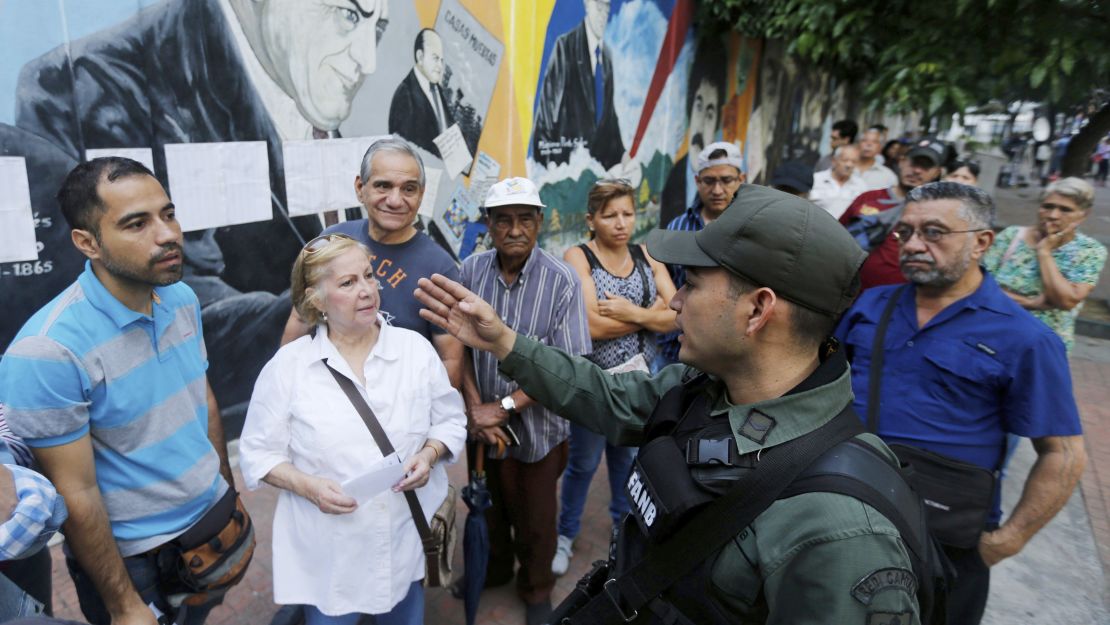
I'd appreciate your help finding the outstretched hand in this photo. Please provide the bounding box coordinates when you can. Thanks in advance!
[416,274,518,360]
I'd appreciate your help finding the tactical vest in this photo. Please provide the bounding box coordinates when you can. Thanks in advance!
[609,374,945,625]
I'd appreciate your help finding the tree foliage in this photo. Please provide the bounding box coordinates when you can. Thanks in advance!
[700,0,1109,117]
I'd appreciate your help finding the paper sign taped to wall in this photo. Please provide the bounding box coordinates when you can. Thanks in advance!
[164,141,272,232]
[86,147,155,172]
[418,167,444,219]
[0,157,39,263]
[283,136,384,216]
[468,152,502,204]
[433,124,473,179]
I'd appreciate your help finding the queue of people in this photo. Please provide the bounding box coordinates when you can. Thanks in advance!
[0,128,1104,625]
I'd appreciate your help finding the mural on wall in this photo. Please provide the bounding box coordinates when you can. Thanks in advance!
[0,0,839,432]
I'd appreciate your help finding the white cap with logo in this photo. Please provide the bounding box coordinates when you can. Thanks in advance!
[483,176,546,212]
[696,141,745,174]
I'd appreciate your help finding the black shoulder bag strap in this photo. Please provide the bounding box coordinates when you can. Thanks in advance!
[322,359,442,579]
[628,244,653,355]
[568,404,864,624]
[866,285,909,433]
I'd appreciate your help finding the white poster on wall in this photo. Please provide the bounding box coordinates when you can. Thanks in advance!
[164,142,272,232]
[0,157,39,263]
[283,136,386,216]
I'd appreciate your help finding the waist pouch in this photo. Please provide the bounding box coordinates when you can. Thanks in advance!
[889,443,995,549]
[156,488,256,608]
[626,437,713,542]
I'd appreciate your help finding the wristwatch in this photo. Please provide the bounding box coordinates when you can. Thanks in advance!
[500,395,518,415]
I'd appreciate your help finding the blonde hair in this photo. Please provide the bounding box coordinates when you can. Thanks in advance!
[290,236,372,326]
[1043,177,1095,212]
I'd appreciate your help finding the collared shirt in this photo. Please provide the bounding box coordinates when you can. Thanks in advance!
[0,459,68,561]
[461,247,591,462]
[857,160,899,191]
[0,262,225,556]
[810,169,869,220]
[497,337,919,623]
[412,69,447,133]
[239,317,466,615]
[585,24,601,74]
[657,203,707,363]
[217,0,314,140]
[836,274,1082,522]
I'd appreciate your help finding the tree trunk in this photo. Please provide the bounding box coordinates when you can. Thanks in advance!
[1062,101,1110,177]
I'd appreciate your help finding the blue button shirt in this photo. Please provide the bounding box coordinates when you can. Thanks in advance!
[836,272,1082,522]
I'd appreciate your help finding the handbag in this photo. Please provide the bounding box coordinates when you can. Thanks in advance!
[868,286,997,549]
[323,360,457,587]
[158,486,256,609]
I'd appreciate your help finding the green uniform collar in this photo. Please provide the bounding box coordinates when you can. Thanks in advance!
[705,349,855,455]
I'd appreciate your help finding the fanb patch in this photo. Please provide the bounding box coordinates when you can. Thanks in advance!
[851,567,917,605]
[866,612,913,625]
[737,410,776,444]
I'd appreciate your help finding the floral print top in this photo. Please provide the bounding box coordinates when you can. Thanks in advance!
[983,226,1107,351]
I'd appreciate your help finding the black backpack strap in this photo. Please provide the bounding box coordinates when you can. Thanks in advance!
[866,285,908,433]
[782,436,946,624]
[567,405,864,624]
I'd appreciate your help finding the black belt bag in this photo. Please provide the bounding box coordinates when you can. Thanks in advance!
[889,443,995,549]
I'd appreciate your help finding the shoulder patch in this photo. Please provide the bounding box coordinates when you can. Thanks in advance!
[851,567,917,605]
[866,612,913,625]
[738,409,776,444]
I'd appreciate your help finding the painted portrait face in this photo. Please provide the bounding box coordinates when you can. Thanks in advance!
[688,79,721,155]
[416,30,445,85]
[256,0,387,130]
[584,0,611,39]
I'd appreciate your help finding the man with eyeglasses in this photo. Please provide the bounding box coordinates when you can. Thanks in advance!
[456,177,590,625]
[839,137,946,290]
[282,137,465,387]
[837,181,1086,625]
[656,141,746,366]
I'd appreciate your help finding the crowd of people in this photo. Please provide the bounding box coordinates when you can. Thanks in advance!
[0,123,1105,625]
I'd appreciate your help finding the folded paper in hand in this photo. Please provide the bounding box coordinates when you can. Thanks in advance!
[341,453,406,504]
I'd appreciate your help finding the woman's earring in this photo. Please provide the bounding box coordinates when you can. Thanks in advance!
[321,311,328,322]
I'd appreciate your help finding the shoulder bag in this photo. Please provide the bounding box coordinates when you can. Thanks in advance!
[867,286,997,549]
[324,360,457,587]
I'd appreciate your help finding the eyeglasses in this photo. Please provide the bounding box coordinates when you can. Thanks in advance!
[698,175,740,188]
[302,233,355,255]
[891,225,988,244]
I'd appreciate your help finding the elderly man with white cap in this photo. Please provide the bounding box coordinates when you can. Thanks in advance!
[657,141,746,366]
[456,177,591,625]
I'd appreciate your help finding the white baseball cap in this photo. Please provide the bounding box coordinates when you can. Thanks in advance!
[696,141,746,174]
[483,177,545,212]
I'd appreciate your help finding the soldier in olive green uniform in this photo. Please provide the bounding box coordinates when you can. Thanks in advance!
[416,185,920,625]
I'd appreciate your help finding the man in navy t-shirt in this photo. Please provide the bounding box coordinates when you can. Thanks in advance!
[836,182,1085,625]
[282,137,463,386]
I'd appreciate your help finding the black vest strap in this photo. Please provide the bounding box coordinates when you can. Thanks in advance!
[565,404,864,624]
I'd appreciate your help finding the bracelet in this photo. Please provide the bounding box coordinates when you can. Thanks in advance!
[422,444,440,465]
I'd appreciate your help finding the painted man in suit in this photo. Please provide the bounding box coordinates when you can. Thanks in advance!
[531,0,625,170]
[14,0,388,427]
[389,28,456,158]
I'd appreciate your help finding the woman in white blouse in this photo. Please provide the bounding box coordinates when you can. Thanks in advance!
[239,234,466,625]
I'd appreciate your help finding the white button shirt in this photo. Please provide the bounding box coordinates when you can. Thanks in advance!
[810,169,871,220]
[239,318,466,616]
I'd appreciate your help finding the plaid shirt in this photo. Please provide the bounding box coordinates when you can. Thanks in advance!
[0,460,67,561]
[657,201,706,364]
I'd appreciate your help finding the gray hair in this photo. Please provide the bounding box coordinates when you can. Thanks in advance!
[359,136,426,187]
[906,181,995,229]
[833,144,860,158]
[1042,177,1094,211]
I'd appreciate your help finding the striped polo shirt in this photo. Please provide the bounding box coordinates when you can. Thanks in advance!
[657,202,707,363]
[0,262,226,556]
[461,247,591,463]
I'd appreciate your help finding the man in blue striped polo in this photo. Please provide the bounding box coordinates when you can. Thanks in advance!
[459,177,590,625]
[0,157,235,625]
[657,141,746,367]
